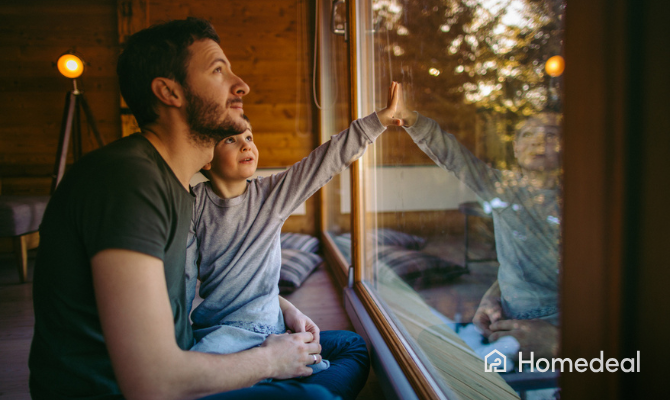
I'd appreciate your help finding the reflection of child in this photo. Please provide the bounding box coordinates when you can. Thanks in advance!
[185,84,405,373]
[395,84,560,359]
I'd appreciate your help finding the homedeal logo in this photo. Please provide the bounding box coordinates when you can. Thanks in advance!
[484,349,507,372]
[484,351,641,373]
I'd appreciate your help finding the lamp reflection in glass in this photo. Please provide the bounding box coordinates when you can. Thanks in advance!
[545,55,565,77]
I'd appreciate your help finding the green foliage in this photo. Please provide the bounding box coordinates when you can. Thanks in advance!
[372,0,565,134]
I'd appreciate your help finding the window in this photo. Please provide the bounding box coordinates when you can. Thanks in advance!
[321,0,565,398]
[319,0,355,280]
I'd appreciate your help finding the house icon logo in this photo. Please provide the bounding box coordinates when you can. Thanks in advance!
[484,349,506,372]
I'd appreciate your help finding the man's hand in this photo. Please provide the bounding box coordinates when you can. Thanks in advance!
[488,319,559,360]
[260,332,322,380]
[472,280,503,337]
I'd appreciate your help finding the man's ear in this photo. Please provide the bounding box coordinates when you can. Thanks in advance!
[150,77,183,108]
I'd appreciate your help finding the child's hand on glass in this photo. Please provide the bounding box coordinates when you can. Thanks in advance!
[377,82,417,127]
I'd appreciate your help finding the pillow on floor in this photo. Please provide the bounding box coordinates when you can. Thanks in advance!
[279,249,323,294]
[280,232,320,253]
[333,229,426,261]
[375,245,467,289]
[333,233,352,263]
[375,228,426,250]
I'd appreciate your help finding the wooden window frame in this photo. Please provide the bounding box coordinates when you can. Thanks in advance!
[319,0,641,399]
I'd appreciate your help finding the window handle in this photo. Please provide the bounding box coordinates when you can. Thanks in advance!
[331,0,349,42]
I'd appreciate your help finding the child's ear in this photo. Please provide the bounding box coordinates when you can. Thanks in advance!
[202,162,212,171]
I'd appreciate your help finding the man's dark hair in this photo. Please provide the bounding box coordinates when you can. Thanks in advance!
[117,17,219,127]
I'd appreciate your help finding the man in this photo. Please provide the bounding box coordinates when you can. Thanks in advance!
[29,18,364,400]
[394,84,560,360]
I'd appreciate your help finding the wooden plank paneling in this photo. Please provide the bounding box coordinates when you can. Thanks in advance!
[0,0,121,195]
[117,0,149,137]
[145,0,318,233]
[1,0,318,233]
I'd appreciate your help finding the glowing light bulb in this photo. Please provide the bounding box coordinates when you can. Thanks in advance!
[545,55,565,77]
[57,53,84,79]
[429,68,441,76]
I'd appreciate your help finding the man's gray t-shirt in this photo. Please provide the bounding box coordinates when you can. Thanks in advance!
[29,134,195,399]
[187,112,385,354]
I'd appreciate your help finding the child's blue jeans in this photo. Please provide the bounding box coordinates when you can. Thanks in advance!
[197,330,370,400]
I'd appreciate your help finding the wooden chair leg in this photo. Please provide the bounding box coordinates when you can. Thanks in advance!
[13,235,28,283]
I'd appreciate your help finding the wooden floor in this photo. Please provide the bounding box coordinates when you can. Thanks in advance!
[0,252,384,400]
[0,252,33,400]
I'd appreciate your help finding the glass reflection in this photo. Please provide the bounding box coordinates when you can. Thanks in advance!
[358,0,565,398]
[399,104,561,354]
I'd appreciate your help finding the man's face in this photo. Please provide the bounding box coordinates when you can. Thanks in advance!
[208,128,259,182]
[513,114,561,172]
[182,39,250,146]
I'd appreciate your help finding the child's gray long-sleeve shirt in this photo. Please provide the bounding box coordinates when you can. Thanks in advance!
[186,112,385,354]
[404,113,560,324]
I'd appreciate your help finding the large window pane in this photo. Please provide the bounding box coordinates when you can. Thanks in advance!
[358,0,565,398]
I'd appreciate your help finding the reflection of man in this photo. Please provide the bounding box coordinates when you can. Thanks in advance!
[395,84,560,359]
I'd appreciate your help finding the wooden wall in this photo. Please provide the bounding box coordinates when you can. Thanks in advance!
[0,0,318,234]
[0,0,121,195]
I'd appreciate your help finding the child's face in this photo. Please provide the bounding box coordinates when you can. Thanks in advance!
[207,128,259,182]
[513,114,561,172]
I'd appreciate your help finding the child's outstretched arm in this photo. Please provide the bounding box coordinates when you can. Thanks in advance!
[260,82,404,219]
[399,84,503,200]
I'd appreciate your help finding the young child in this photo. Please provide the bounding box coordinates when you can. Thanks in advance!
[185,83,405,376]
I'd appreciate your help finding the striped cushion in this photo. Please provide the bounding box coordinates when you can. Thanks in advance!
[333,233,352,263]
[375,228,426,250]
[280,232,320,253]
[334,228,425,253]
[332,228,426,264]
[375,245,467,289]
[279,249,323,294]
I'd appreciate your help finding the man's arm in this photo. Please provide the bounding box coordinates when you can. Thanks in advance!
[92,249,320,400]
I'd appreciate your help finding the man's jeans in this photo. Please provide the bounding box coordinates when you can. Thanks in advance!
[198,330,370,400]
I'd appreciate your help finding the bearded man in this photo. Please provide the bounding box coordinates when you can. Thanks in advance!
[29,18,342,400]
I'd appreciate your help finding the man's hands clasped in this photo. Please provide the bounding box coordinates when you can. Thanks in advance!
[260,331,322,380]
[260,297,322,380]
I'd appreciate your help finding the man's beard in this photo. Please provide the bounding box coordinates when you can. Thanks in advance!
[183,86,247,146]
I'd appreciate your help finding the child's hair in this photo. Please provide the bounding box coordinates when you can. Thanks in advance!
[242,114,252,131]
[514,111,562,140]
[199,114,252,179]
